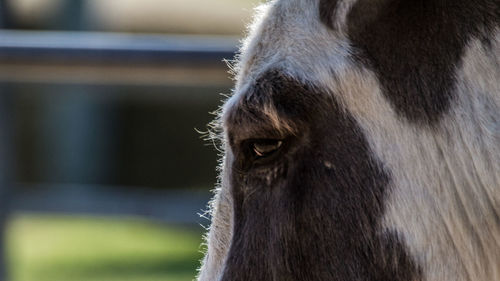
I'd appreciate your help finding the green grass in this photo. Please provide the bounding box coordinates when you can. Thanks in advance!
[6,214,205,281]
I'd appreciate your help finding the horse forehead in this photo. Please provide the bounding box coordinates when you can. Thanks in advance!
[223,0,355,127]
[234,0,351,91]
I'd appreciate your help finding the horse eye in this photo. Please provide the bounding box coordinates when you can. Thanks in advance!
[252,139,283,157]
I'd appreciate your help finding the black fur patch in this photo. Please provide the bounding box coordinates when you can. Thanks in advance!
[221,71,421,281]
[321,0,499,124]
[319,0,340,29]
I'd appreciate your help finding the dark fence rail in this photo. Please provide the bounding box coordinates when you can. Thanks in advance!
[0,30,238,64]
[0,31,238,85]
[12,184,212,226]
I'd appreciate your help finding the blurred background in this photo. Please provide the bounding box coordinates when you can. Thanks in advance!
[0,0,261,280]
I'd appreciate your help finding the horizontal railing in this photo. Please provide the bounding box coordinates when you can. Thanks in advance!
[0,30,239,85]
[0,30,238,64]
[12,183,212,226]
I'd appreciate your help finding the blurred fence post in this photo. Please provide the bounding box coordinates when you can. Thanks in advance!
[0,85,13,281]
[0,0,5,26]
[0,3,13,279]
[62,0,85,30]
[39,87,116,184]
[0,0,12,28]
[0,1,3,27]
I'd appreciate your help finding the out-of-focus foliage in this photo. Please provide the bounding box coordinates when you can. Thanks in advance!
[7,215,204,281]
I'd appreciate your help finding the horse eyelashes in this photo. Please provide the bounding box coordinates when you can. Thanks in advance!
[252,139,283,157]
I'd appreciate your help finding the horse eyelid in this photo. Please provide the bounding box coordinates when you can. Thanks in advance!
[252,140,283,157]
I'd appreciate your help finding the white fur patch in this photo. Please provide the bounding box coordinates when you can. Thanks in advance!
[325,32,500,281]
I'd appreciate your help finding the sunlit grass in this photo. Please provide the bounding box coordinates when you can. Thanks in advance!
[7,214,204,281]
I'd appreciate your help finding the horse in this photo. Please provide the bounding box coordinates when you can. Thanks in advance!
[198,0,500,280]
